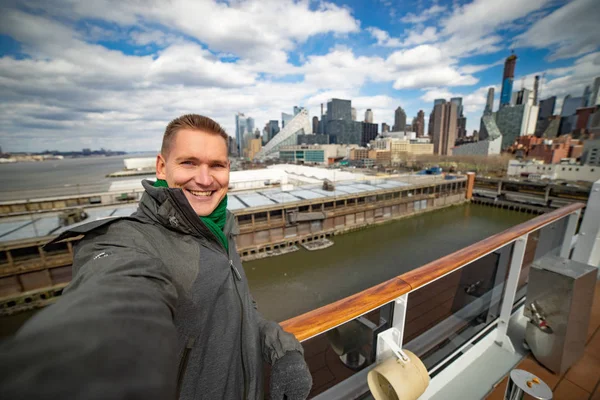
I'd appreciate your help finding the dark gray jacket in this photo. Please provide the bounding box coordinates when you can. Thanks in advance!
[0,180,303,400]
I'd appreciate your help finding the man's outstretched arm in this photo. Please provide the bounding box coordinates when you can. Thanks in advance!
[0,240,179,400]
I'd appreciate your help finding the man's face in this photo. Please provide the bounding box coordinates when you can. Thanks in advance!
[156,129,230,216]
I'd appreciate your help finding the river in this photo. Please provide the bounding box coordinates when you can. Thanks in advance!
[246,203,531,322]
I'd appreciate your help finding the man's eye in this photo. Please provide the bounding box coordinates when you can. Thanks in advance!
[181,161,194,165]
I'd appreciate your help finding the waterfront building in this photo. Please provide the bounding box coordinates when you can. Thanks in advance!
[485,87,495,114]
[507,160,600,182]
[432,101,458,155]
[393,106,407,132]
[500,53,517,107]
[582,139,600,166]
[279,144,352,165]
[455,115,502,156]
[312,116,319,134]
[364,109,373,123]
[254,110,312,159]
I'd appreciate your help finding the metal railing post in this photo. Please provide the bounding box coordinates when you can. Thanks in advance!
[495,234,528,353]
[376,293,408,364]
[573,180,600,267]
[560,210,580,259]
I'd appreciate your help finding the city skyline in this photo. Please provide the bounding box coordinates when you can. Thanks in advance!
[0,0,598,152]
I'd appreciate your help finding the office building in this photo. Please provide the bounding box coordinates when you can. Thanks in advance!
[485,87,495,114]
[590,77,600,107]
[351,107,357,121]
[254,110,312,159]
[365,109,373,123]
[582,139,600,166]
[393,106,407,132]
[296,134,330,145]
[235,112,254,156]
[413,110,425,137]
[293,106,306,116]
[381,123,390,133]
[432,102,458,155]
[327,98,352,122]
[433,99,446,107]
[361,122,378,147]
[247,138,262,160]
[500,53,517,107]
[496,103,539,150]
[327,120,362,145]
[454,115,502,156]
[279,144,352,165]
[535,96,557,137]
[559,96,585,135]
[312,116,319,134]
[282,112,293,128]
[583,86,592,107]
[513,88,533,106]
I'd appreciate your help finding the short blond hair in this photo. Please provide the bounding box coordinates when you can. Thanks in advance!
[161,114,228,156]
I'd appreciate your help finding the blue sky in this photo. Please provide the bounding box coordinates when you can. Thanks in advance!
[0,0,598,152]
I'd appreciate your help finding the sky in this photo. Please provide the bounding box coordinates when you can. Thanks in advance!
[0,0,599,152]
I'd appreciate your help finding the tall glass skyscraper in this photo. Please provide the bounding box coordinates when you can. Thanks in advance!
[500,54,517,107]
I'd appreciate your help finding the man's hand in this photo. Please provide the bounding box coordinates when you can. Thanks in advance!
[270,351,312,400]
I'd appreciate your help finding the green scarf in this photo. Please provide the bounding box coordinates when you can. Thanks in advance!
[153,179,229,252]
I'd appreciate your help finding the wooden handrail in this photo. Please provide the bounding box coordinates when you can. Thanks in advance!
[281,202,585,341]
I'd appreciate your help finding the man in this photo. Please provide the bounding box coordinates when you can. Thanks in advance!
[0,114,312,400]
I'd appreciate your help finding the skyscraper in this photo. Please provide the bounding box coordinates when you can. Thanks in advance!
[450,97,463,118]
[412,110,425,137]
[364,109,373,123]
[583,86,592,107]
[282,112,293,128]
[500,53,517,107]
[533,76,540,106]
[293,106,305,116]
[312,116,319,134]
[432,102,458,155]
[590,77,600,107]
[393,106,406,131]
[351,107,357,121]
[268,120,280,140]
[327,99,352,122]
[235,112,253,156]
[433,99,446,106]
[485,87,495,114]
[381,123,390,133]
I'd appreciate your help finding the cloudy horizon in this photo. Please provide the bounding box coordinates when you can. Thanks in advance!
[1,0,599,152]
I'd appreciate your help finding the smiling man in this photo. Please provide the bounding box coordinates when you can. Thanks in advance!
[0,114,312,400]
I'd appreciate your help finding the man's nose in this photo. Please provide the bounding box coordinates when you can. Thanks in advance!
[195,165,214,187]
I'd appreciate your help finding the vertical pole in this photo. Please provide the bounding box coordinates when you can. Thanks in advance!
[496,234,528,353]
[560,210,580,259]
[376,293,408,364]
[573,179,600,267]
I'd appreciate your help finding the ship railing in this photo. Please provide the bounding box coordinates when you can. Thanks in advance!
[278,201,588,399]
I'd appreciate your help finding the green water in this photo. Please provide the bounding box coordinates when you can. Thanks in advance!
[245,203,532,322]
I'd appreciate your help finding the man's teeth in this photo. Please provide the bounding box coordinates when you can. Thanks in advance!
[189,190,212,196]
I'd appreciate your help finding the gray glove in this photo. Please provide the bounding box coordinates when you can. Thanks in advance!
[270,351,312,400]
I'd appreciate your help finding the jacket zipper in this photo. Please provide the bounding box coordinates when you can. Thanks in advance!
[167,191,247,398]
[176,337,195,399]
[230,257,249,400]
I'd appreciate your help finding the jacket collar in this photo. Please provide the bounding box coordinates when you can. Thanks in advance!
[136,179,239,240]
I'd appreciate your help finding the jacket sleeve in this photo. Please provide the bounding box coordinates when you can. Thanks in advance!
[0,233,179,400]
[251,299,304,365]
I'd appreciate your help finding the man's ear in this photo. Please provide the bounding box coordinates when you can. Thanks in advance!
[156,154,167,180]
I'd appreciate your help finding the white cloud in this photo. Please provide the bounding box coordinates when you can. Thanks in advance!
[400,5,447,24]
[367,27,403,47]
[514,0,600,60]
